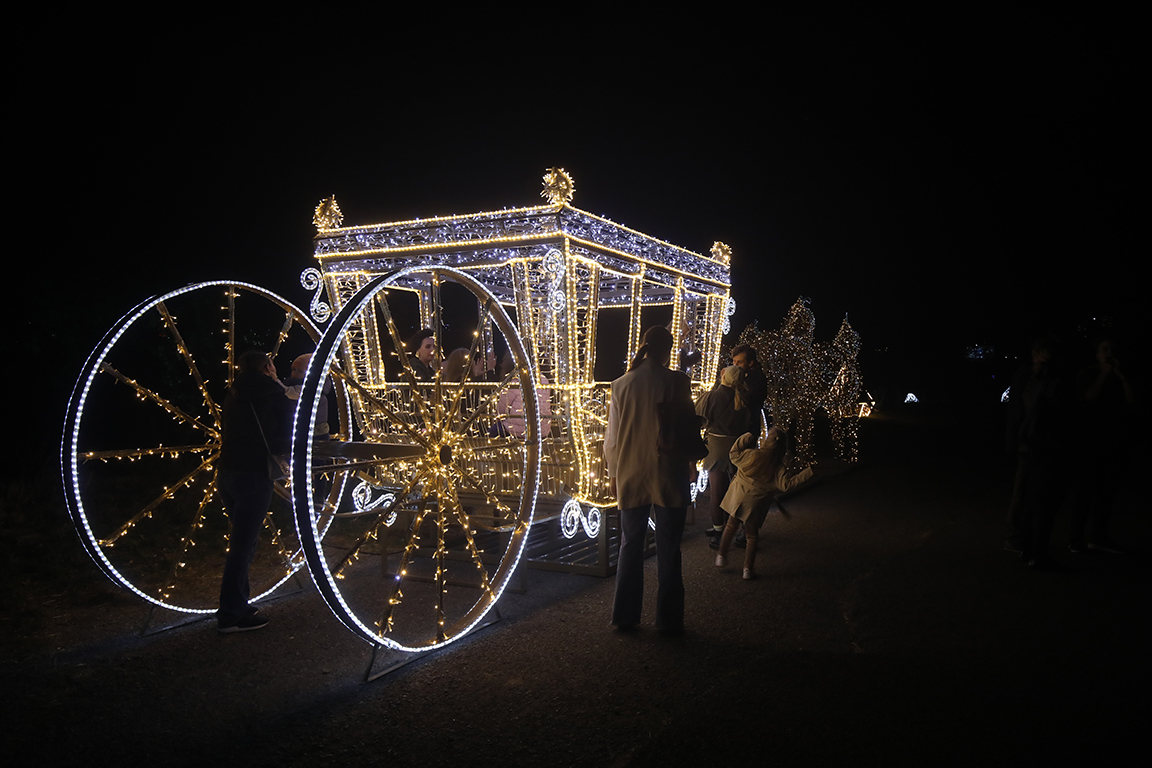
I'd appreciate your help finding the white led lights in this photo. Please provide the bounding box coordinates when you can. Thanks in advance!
[61,282,347,614]
[66,171,737,648]
[291,266,541,652]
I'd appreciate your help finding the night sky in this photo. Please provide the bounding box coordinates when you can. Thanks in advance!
[13,13,1142,470]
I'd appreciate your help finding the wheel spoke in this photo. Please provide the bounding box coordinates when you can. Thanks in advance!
[268,309,296,361]
[374,291,435,427]
[329,362,433,452]
[68,281,325,614]
[99,362,220,439]
[99,452,218,546]
[311,455,421,476]
[158,478,218,601]
[293,267,538,651]
[460,437,526,455]
[329,464,432,577]
[377,500,430,636]
[433,476,447,642]
[441,475,495,596]
[155,301,221,424]
[81,444,216,462]
[224,286,237,389]
[457,369,519,437]
[450,461,513,518]
[443,297,493,426]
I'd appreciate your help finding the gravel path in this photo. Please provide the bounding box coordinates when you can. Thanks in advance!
[4,410,1147,767]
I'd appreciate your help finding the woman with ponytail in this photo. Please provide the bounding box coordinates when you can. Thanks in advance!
[695,365,752,548]
[604,325,694,634]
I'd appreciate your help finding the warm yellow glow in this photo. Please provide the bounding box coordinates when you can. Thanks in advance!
[314,195,344,230]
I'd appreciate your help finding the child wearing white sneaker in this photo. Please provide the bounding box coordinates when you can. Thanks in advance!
[714,427,813,579]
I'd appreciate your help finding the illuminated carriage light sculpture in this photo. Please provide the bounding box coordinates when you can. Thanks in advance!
[293,170,732,649]
[61,282,352,618]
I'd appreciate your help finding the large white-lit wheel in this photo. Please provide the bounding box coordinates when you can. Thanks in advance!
[62,281,349,614]
[293,267,541,651]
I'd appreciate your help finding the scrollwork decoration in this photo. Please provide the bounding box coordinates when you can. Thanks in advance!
[300,268,332,324]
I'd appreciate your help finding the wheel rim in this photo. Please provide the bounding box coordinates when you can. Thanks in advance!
[62,281,347,614]
[293,267,541,651]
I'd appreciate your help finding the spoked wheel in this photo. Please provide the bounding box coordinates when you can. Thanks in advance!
[292,266,541,651]
[62,281,348,614]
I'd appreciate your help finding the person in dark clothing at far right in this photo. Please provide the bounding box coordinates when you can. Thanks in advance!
[1004,335,1072,570]
[1068,335,1137,555]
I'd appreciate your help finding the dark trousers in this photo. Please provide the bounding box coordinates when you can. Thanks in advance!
[612,505,686,631]
[217,468,273,623]
[1069,450,1123,546]
[1011,452,1065,563]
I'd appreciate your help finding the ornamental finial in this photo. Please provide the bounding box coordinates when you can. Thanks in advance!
[541,168,575,205]
[313,195,343,231]
[711,241,732,265]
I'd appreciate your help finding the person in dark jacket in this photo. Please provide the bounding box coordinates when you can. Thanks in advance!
[1004,335,1071,569]
[731,343,767,426]
[405,328,437,382]
[695,365,752,547]
[216,350,294,632]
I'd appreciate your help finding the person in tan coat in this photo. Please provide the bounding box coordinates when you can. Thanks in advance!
[604,326,694,633]
[716,427,814,579]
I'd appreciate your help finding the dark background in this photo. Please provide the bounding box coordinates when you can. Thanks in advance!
[8,11,1143,476]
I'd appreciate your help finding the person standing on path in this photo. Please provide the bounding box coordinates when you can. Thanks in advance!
[604,326,694,634]
[216,350,294,632]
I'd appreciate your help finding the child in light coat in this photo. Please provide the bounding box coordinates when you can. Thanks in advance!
[716,427,814,579]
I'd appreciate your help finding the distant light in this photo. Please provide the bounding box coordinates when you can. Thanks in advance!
[904,393,919,404]
[1001,387,1010,403]
[966,344,995,360]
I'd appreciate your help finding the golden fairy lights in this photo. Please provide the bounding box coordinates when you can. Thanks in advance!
[290,171,732,651]
[62,282,327,615]
[735,299,865,466]
[542,167,575,204]
[313,195,344,230]
[64,171,744,651]
[293,266,541,651]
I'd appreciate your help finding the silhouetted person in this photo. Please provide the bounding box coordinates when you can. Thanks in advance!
[217,350,293,632]
[1069,335,1136,554]
[1004,335,1071,570]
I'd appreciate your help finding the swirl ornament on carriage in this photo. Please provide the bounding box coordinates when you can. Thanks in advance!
[350,480,398,525]
[543,248,566,313]
[560,499,602,539]
[301,267,332,324]
[690,469,710,504]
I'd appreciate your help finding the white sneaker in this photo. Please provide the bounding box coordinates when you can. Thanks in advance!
[742,569,755,580]
[715,554,726,568]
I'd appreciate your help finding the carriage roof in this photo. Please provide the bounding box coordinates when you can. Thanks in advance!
[312,202,731,307]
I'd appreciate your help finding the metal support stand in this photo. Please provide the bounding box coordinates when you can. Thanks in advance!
[136,575,308,637]
[137,604,213,637]
[362,604,504,684]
